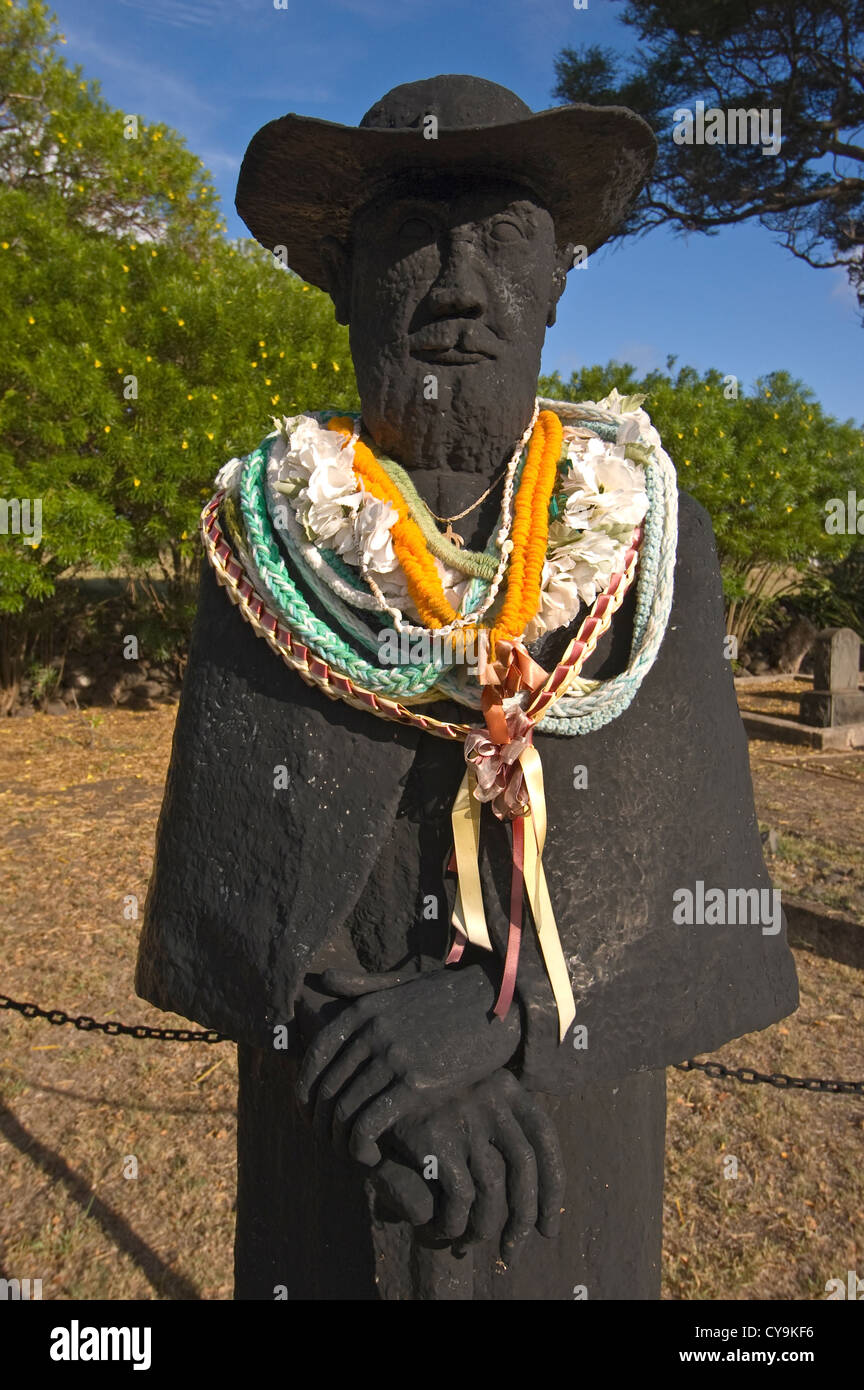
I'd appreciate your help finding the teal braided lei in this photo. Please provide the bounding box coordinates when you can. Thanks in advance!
[221,402,679,734]
[239,445,451,696]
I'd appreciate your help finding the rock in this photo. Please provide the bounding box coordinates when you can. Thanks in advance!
[800,627,864,727]
[43,700,69,716]
[812,627,860,692]
[760,827,779,856]
[776,616,817,674]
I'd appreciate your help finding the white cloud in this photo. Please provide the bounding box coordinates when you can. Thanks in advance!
[198,147,242,175]
[64,30,221,122]
[828,265,860,307]
[609,341,664,375]
[116,0,259,30]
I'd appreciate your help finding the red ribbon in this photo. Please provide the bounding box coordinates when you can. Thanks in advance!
[494,813,525,1020]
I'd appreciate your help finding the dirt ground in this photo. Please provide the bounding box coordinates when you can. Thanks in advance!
[739,679,864,920]
[0,703,861,1301]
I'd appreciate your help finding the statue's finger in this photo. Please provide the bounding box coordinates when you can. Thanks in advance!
[295,1002,364,1105]
[348,1081,419,1167]
[512,1095,565,1238]
[447,1139,500,1251]
[332,1058,393,1149]
[490,1112,538,1260]
[373,1160,434,1227]
[434,1152,475,1241]
[311,1035,371,1134]
[460,1140,506,1248]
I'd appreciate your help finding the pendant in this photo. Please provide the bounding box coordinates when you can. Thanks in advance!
[444,523,464,548]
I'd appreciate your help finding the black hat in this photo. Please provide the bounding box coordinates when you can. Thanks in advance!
[235,73,656,291]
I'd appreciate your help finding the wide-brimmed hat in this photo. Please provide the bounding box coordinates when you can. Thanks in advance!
[235,74,655,292]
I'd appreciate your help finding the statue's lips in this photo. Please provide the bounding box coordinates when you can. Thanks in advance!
[410,344,496,365]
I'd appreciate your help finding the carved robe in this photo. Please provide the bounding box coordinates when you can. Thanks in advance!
[137,489,798,1299]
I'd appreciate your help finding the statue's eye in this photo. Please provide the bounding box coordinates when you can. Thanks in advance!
[397,216,435,243]
[490,218,525,243]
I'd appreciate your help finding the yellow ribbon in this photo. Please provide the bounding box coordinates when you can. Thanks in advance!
[449,749,577,1042]
[518,747,577,1042]
[451,766,492,952]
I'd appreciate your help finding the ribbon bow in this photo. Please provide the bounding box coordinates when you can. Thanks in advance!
[447,667,577,1042]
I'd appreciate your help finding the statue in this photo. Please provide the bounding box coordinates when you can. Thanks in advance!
[136,75,798,1300]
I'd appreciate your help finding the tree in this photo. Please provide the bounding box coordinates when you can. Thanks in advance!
[0,0,220,249]
[0,1,358,713]
[553,1,864,315]
[539,359,864,645]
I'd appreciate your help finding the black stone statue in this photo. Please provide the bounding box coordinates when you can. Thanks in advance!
[137,76,798,1300]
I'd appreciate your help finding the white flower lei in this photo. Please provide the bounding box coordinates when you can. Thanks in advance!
[265,392,661,638]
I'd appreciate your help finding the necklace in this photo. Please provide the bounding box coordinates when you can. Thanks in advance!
[326,403,540,638]
[425,465,509,547]
[264,394,662,656]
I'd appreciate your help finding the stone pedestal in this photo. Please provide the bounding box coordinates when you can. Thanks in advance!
[800,627,864,728]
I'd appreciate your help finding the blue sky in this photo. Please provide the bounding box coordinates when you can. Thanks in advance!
[52,0,863,426]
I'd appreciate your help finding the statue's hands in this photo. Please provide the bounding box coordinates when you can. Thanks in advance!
[296,964,520,1166]
[373,1069,564,1262]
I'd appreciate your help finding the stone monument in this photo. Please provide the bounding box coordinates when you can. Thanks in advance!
[136,75,799,1300]
[800,627,864,727]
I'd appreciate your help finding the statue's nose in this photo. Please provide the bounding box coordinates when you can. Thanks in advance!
[425,236,486,319]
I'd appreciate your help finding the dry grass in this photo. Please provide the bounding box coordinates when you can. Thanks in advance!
[0,707,861,1300]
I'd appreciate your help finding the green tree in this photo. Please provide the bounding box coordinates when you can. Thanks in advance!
[0,0,357,711]
[553,0,864,315]
[0,0,220,248]
[540,360,864,644]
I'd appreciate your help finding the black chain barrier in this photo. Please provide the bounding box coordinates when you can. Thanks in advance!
[673,1057,864,1096]
[0,993,224,1043]
[2,992,863,1094]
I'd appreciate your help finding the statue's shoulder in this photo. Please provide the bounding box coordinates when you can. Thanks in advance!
[664,488,728,657]
[677,486,715,541]
[675,487,723,577]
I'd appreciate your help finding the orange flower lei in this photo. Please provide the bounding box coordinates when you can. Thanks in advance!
[326,412,563,651]
[487,409,562,653]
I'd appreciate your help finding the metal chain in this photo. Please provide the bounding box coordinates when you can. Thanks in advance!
[2,993,863,1092]
[674,1057,864,1096]
[0,993,225,1043]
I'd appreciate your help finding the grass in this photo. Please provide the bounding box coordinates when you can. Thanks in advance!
[1,708,861,1300]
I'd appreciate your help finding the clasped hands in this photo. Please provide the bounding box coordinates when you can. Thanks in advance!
[296,963,564,1258]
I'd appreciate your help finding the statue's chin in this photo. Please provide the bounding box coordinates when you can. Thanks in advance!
[358,362,539,475]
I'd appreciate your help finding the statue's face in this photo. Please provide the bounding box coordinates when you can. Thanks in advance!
[322,171,569,470]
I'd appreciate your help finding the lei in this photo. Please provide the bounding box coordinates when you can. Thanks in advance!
[201,393,678,1039]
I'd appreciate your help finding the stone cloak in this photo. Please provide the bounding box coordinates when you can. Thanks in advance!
[136,489,799,1086]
